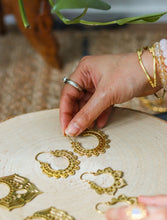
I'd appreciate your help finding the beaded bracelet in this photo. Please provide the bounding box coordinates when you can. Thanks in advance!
[160,39,167,67]
[153,39,167,91]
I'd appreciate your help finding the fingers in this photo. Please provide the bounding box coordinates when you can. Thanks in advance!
[96,106,113,128]
[105,206,130,220]
[59,84,83,134]
[79,92,96,129]
[60,79,94,134]
[60,57,97,134]
[64,88,111,136]
[138,195,167,207]
[105,205,167,220]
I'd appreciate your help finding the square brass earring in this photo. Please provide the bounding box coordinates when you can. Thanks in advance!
[35,150,80,178]
[0,174,42,211]
[68,129,110,157]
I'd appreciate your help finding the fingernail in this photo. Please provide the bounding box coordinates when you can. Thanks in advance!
[65,123,80,136]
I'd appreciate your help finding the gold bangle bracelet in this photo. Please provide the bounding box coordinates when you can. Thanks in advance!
[137,46,157,88]
[139,96,167,113]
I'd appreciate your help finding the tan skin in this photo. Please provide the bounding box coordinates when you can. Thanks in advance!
[60,51,167,220]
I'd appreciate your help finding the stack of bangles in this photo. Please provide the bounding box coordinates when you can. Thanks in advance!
[137,39,167,95]
[137,39,167,112]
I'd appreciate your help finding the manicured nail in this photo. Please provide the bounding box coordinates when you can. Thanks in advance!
[65,123,80,136]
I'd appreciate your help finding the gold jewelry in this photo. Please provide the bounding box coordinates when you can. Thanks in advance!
[137,46,157,88]
[0,174,41,211]
[80,167,127,195]
[96,194,138,214]
[126,204,148,220]
[139,96,167,113]
[35,150,80,178]
[153,89,166,99]
[68,129,110,157]
[24,206,75,220]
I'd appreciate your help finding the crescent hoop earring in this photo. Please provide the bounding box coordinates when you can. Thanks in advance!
[35,150,80,178]
[68,129,110,157]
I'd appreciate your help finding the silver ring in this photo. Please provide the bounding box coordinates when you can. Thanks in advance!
[63,77,83,92]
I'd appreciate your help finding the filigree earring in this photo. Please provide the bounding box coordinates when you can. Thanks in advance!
[68,129,110,157]
[80,167,127,195]
[96,194,138,214]
[0,174,41,211]
[24,206,75,220]
[35,150,80,178]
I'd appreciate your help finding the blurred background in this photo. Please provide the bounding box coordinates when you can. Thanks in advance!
[0,0,167,122]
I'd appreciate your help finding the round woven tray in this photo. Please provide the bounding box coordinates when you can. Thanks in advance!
[0,107,167,220]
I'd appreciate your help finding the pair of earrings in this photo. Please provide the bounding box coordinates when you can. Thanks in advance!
[80,167,137,214]
[35,129,110,179]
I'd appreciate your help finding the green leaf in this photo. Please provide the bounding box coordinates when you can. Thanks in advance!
[52,0,111,11]
[116,12,167,25]
[54,9,167,26]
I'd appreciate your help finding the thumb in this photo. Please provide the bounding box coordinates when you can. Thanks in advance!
[65,89,111,136]
[138,195,167,207]
[105,204,167,220]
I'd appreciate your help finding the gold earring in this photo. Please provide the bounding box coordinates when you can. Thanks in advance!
[24,206,75,220]
[96,194,138,214]
[35,150,80,178]
[80,167,127,195]
[68,129,110,157]
[0,174,42,211]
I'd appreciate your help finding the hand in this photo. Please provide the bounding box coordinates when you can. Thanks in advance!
[60,53,161,136]
[105,195,167,220]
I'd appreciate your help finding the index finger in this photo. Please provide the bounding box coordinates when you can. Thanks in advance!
[59,76,84,134]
